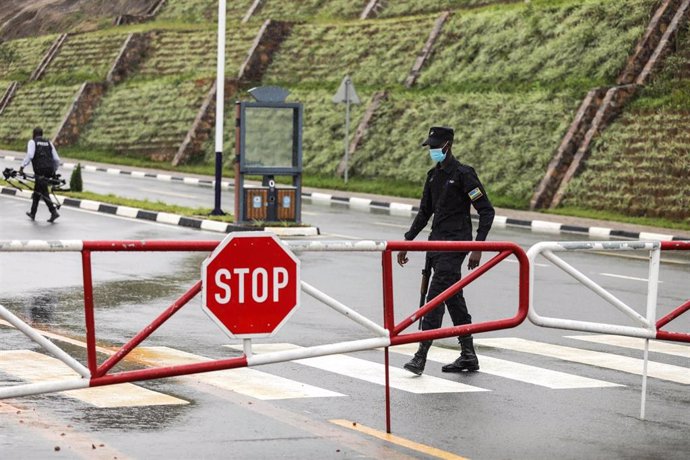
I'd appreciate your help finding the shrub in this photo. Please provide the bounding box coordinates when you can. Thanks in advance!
[70,163,83,192]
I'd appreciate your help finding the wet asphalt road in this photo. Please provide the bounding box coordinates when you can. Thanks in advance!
[0,159,689,459]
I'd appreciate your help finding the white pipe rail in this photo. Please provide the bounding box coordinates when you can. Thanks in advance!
[301,281,389,337]
[527,240,663,419]
[0,304,90,378]
[527,241,660,338]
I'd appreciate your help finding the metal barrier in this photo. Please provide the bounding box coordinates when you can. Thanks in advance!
[0,239,529,433]
[526,239,690,418]
[656,241,690,343]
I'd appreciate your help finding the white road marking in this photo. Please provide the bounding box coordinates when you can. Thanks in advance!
[318,232,361,240]
[374,222,430,234]
[0,350,187,407]
[391,343,622,389]
[599,273,662,283]
[0,321,339,400]
[505,258,549,268]
[130,347,344,400]
[567,335,690,359]
[226,343,488,394]
[83,179,113,186]
[475,338,690,385]
[137,187,196,199]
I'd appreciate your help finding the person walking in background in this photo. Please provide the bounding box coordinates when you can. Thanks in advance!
[397,126,495,375]
[20,127,61,222]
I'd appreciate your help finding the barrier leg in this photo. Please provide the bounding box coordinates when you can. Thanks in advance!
[385,347,391,434]
[641,247,660,420]
[640,338,650,420]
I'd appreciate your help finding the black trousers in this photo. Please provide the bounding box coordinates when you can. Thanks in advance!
[30,171,56,215]
[420,251,471,331]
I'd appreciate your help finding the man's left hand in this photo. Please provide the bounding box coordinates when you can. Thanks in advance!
[467,251,481,270]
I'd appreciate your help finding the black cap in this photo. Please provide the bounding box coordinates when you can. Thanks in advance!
[421,126,454,147]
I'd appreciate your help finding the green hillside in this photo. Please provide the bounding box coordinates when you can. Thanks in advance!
[263,16,437,87]
[136,27,259,79]
[44,32,129,83]
[0,0,688,226]
[157,0,253,23]
[562,22,690,221]
[78,78,210,158]
[0,84,81,144]
[418,0,654,91]
[0,35,56,81]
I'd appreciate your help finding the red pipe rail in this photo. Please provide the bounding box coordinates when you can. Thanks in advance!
[383,241,529,345]
[656,241,690,343]
[72,240,530,392]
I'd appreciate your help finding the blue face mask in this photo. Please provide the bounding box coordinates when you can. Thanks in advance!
[429,147,446,163]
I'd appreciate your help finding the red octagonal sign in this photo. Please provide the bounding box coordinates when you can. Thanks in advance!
[201,232,300,338]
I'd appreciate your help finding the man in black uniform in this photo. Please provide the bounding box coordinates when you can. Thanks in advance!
[397,126,495,375]
[19,127,61,222]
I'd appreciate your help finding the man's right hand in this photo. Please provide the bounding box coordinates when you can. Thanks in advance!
[397,250,409,267]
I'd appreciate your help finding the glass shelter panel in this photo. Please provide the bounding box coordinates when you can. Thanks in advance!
[244,107,294,168]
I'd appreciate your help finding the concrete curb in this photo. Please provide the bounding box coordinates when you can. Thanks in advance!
[301,192,687,241]
[0,185,319,237]
[2,154,687,241]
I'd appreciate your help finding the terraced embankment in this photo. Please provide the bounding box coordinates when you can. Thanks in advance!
[0,84,81,143]
[562,22,690,221]
[0,0,687,224]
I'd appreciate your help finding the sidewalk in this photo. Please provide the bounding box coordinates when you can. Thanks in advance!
[2,150,688,241]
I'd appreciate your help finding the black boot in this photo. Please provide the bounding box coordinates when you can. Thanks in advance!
[47,210,60,223]
[403,341,432,375]
[442,335,479,372]
[26,211,35,221]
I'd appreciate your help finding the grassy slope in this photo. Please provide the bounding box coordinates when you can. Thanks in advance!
[561,22,690,223]
[2,0,688,230]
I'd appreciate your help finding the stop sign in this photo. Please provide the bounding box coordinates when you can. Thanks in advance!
[201,232,300,338]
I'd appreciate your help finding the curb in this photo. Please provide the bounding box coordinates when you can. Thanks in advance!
[2,154,687,241]
[301,192,688,242]
[0,186,320,237]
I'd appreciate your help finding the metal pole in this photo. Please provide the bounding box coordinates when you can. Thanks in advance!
[641,245,661,420]
[82,250,98,375]
[212,0,227,215]
[640,339,649,420]
[344,79,350,184]
[381,250,395,434]
[234,102,242,222]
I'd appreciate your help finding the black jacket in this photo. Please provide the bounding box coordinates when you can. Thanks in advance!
[405,155,495,242]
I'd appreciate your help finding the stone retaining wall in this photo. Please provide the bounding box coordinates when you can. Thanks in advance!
[53,82,106,147]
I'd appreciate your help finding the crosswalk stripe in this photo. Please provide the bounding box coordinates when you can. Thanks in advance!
[226,343,488,394]
[0,350,187,408]
[0,321,342,401]
[567,335,690,359]
[475,338,690,385]
[131,347,345,400]
[391,344,622,389]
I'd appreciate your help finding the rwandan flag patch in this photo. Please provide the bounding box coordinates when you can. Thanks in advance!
[468,187,483,201]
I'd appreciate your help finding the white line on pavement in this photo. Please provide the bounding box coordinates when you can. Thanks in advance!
[391,343,622,389]
[567,335,690,359]
[226,343,488,394]
[137,187,197,199]
[131,346,344,400]
[0,350,187,407]
[599,273,663,283]
[475,338,690,385]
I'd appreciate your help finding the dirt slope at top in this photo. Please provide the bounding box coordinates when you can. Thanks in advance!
[0,0,157,40]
